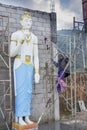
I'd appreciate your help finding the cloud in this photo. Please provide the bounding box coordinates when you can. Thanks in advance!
[29,0,51,13]
[55,0,83,30]
[31,0,82,29]
[0,0,83,30]
[33,0,43,4]
[68,0,83,20]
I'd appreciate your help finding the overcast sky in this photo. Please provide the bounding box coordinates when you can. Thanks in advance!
[0,0,83,30]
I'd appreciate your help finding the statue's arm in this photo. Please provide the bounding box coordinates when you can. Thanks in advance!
[9,32,21,57]
[33,36,39,75]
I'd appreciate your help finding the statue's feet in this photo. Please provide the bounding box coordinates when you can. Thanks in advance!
[19,117,27,125]
[25,117,34,124]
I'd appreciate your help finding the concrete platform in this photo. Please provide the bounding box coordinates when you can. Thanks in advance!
[12,122,38,130]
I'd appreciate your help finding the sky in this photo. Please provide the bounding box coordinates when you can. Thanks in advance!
[0,0,83,30]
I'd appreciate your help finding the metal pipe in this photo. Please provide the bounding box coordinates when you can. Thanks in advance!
[0,107,10,130]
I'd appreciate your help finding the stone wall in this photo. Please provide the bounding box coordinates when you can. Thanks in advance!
[0,3,57,129]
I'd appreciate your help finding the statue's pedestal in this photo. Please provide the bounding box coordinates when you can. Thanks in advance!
[12,122,38,130]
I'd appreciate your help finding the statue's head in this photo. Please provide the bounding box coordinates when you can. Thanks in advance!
[20,12,32,30]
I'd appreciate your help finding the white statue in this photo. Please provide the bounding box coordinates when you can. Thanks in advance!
[9,12,40,125]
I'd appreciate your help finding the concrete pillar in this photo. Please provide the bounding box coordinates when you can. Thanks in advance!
[50,12,57,44]
[51,12,60,119]
[54,92,60,120]
[52,43,60,121]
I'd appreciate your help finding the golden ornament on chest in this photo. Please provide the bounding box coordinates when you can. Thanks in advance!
[25,34,31,44]
[21,30,31,44]
[25,55,31,65]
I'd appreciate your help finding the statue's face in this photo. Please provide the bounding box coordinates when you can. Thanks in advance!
[20,17,32,29]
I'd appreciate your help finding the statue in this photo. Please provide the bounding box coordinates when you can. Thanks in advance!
[9,12,40,125]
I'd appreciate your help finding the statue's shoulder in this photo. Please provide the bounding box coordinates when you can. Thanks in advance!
[31,33,37,41]
[31,33,37,38]
[11,30,23,39]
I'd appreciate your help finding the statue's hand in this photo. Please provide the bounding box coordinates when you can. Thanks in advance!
[35,73,40,83]
[18,39,24,45]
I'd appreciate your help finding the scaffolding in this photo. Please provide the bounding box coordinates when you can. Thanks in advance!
[43,25,87,123]
[52,29,87,121]
[0,15,12,130]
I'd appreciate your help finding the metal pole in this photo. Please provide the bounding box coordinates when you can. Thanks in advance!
[69,36,74,116]
[0,107,10,130]
[8,16,12,111]
[73,34,77,121]
[81,33,86,68]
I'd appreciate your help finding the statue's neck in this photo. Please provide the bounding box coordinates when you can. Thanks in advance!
[22,29,31,35]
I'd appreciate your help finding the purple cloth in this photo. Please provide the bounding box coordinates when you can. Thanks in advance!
[57,70,65,93]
